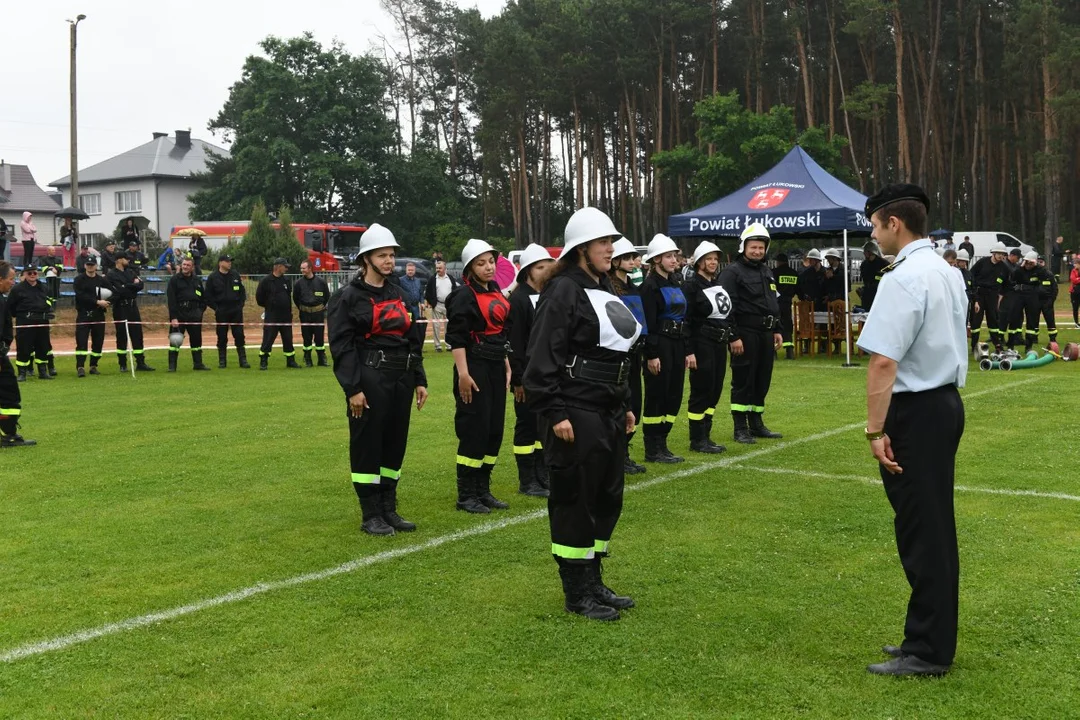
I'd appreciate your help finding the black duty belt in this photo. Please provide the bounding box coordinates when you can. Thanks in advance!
[659,319,685,338]
[19,312,50,322]
[563,355,630,385]
[363,350,413,371]
[299,304,326,314]
[469,342,508,361]
[735,314,778,330]
[698,324,731,344]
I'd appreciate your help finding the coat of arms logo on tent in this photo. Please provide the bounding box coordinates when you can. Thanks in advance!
[748,188,789,209]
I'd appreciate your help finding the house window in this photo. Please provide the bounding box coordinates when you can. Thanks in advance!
[78,193,102,215]
[115,190,142,214]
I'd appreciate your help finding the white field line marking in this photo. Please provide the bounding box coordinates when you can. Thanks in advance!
[732,466,1080,503]
[0,377,1041,664]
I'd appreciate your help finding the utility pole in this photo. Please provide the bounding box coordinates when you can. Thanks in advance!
[69,14,86,209]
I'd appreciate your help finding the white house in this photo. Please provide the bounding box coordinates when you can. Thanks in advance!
[50,131,229,245]
[0,162,60,260]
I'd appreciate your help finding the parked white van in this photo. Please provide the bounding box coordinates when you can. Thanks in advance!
[955,231,1034,260]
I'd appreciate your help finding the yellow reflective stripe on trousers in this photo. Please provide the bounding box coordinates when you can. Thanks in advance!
[534,441,543,450]
[483,455,498,466]
[665,414,678,423]
[351,472,381,484]
[0,408,21,416]
[730,403,753,412]
[593,539,609,554]
[687,412,706,421]
[513,445,535,455]
[641,416,664,425]
[380,467,401,480]
[551,543,595,560]
[752,405,765,413]
[456,455,483,468]
[705,407,716,416]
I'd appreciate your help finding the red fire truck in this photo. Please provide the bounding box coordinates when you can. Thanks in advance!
[169,222,369,271]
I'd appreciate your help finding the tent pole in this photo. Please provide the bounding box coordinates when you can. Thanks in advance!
[842,229,855,367]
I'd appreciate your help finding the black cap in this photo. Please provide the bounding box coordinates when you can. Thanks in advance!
[105,239,117,246]
[865,183,930,218]
[219,254,233,262]
[83,255,98,265]
[23,263,39,272]
[1009,248,1022,257]
[273,257,290,267]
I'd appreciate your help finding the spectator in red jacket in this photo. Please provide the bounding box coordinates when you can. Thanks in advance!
[1069,265,1080,328]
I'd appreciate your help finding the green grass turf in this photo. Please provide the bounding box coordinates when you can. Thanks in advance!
[1,323,1079,718]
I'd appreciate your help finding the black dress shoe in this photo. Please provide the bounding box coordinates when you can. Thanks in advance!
[867,655,950,677]
[882,645,902,658]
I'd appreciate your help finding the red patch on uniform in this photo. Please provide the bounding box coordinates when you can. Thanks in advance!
[472,287,510,337]
[367,298,411,337]
[748,188,790,209]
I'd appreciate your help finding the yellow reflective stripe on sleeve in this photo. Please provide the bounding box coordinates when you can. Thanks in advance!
[730,403,753,412]
[641,416,664,425]
[456,455,484,468]
[351,473,381,484]
[380,467,401,480]
[687,412,706,421]
[482,455,498,465]
[513,445,536,455]
[551,544,595,560]
[593,539,610,554]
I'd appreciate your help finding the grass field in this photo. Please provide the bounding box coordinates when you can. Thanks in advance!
[2,321,1079,718]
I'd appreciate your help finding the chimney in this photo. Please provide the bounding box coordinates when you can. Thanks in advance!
[0,160,10,192]
[175,130,192,148]
[152,132,167,140]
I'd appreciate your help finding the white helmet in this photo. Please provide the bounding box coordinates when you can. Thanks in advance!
[561,207,620,258]
[692,241,721,267]
[168,331,184,349]
[611,237,638,260]
[644,233,679,262]
[956,249,971,262]
[462,238,497,268]
[863,241,881,256]
[739,222,770,253]
[990,242,1008,255]
[806,248,822,261]
[1024,250,1039,263]
[823,248,842,260]
[516,243,551,282]
[357,223,399,256]
[97,287,113,301]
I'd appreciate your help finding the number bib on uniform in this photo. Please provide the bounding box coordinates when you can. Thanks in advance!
[702,285,732,320]
[584,288,642,353]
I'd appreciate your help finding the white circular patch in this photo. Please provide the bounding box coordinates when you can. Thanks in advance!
[703,285,732,320]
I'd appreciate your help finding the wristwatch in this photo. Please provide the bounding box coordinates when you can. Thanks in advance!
[865,428,885,441]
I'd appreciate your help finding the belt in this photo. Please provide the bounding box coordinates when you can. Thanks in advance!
[299,304,326,314]
[660,319,685,337]
[563,355,630,385]
[362,350,413,371]
[735,314,778,330]
[20,312,50,322]
[698,324,731,343]
[469,342,508,361]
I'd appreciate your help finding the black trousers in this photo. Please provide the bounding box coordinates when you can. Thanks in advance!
[114,304,146,360]
[454,356,506,481]
[513,397,541,457]
[22,241,35,267]
[215,307,246,350]
[729,329,774,413]
[627,350,643,424]
[778,297,794,349]
[348,365,414,488]
[881,384,964,666]
[999,293,1020,346]
[170,319,204,354]
[971,288,1001,345]
[0,355,21,436]
[1072,292,1080,325]
[14,322,50,373]
[75,316,105,367]
[545,404,625,561]
[299,311,326,354]
[1041,297,1057,341]
[642,334,685,437]
[688,337,727,423]
[260,315,295,357]
[1006,292,1039,348]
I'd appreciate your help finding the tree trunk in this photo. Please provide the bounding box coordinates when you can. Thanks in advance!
[893,7,911,181]
[790,0,814,128]
[916,0,942,188]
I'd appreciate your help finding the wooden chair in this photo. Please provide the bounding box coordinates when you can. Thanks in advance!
[827,300,852,357]
[793,299,825,357]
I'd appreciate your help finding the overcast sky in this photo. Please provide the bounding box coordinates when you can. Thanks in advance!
[3,0,506,190]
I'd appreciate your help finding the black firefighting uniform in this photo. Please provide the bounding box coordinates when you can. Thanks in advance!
[795,264,826,310]
[446,279,510,489]
[0,291,23,438]
[167,272,208,361]
[204,269,247,354]
[6,280,53,375]
[970,256,1008,348]
[328,275,427,504]
[100,248,118,272]
[957,266,976,323]
[507,282,542,460]
[73,272,110,368]
[1040,269,1058,344]
[684,272,731,436]
[640,270,687,440]
[610,274,647,434]
[39,256,63,300]
[859,256,889,310]
[128,250,149,277]
[999,261,1021,346]
[293,274,331,359]
[773,262,799,350]
[524,267,640,563]
[106,266,147,366]
[1007,264,1053,349]
[822,262,849,305]
[256,273,296,361]
[720,256,780,418]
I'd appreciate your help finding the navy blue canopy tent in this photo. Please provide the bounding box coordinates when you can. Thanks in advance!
[667,146,871,239]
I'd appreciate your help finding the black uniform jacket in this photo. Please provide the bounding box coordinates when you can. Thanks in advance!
[506,283,539,388]
[1011,264,1053,296]
[822,263,849,303]
[167,272,207,322]
[293,275,331,309]
[445,279,509,351]
[0,292,12,350]
[106,267,141,305]
[719,256,780,341]
[774,263,799,302]
[524,267,633,427]
[74,273,110,319]
[256,274,293,318]
[205,269,247,311]
[6,281,51,318]
[859,256,889,307]
[970,257,1009,292]
[639,269,687,360]
[327,276,427,398]
[684,272,732,349]
[795,264,825,304]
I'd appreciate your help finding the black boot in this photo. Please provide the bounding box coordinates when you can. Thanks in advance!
[118,357,128,373]
[192,350,211,371]
[218,348,228,369]
[517,455,548,497]
[703,417,727,453]
[558,561,619,621]
[238,348,251,369]
[623,435,647,475]
[89,364,100,375]
[304,350,314,368]
[0,433,37,448]
[533,452,551,490]
[644,435,680,463]
[358,489,395,536]
[136,356,155,371]
[77,366,86,378]
[317,350,329,367]
[259,355,269,371]
[733,412,756,444]
[168,352,178,372]
[690,421,724,454]
[37,365,53,380]
[381,481,416,532]
[286,355,302,369]
[591,556,635,609]
[47,357,57,377]
[748,412,782,439]
[17,369,27,382]
[478,468,509,509]
[659,434,684,463]
[456,472,490,514]
[785,346,795,360]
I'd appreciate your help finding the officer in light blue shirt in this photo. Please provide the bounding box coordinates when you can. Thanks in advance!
[857,183,967,679]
